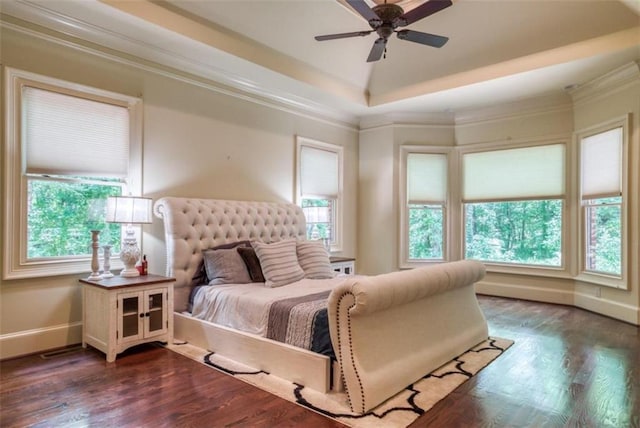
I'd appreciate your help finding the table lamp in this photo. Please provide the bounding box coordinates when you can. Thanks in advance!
[105,196,152,277]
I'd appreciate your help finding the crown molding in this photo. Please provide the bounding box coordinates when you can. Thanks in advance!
[568,60,640,105]
[359,111,455,131]
[358,93,574,131]
[0,4,361,129]
[454,92,573,127]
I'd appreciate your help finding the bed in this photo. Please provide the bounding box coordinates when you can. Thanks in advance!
[154,197,489,413]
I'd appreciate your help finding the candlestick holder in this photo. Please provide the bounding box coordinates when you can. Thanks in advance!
[102,244,114,278]
[87,230,102,280]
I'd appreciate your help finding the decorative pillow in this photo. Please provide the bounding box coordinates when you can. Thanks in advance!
[251,239,305,288]
[193,240,250,284]
[296,240,336,279]
[237,247,266,283]
[202,247,252,285]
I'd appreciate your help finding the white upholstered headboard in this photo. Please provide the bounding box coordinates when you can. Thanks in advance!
[153,197,307,312]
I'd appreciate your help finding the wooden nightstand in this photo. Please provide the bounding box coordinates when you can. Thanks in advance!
[330,256,355,275]
[79,274,175,362]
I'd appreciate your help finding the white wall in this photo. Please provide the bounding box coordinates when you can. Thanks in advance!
[0,25,358,359]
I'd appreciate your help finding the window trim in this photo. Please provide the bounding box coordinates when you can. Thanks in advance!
[399,146,454,269]
[295,136,343,252]
[3,67,143,279]
[575,115,629,289]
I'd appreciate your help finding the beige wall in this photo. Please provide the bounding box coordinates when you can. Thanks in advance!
[358,124,455,274]
[0,26,358,359]
[357,75,639,325]
[571,77,640,323]
[1,22,638,360]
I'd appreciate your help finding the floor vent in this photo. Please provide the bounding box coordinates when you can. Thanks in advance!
[40,346,83,360]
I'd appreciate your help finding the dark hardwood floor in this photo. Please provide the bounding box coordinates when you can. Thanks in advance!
[1,296,638,427]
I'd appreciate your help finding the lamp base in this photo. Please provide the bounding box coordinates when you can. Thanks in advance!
[119,267,140,278]
[119,231,141,278]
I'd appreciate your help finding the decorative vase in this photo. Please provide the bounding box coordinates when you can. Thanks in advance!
[87,230,102,280]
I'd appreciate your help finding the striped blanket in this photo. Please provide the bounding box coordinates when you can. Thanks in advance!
[266,291,334,358]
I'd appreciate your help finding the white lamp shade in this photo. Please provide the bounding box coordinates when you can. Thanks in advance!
[105,196,153,224]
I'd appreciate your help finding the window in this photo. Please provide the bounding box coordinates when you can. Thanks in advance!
[403,151,448,262]
[3,68,142,279]
[462,144,565,267]
[296,137,343,251]
[580,126,625,279]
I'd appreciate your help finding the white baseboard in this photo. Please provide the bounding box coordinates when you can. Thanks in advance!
[573,292,639,325]
[476,280,639,325]
[0,322,83,360]
[475,280,575,305]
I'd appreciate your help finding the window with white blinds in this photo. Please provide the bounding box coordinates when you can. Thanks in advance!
[23,86,130,179]
[406,153,447,204]
[400,148,450,265]
[461,143,566,267]
[296,137,343,251]
[3,67,142,279]
[299,145,339,199]
[579,125,625,279]
[463,144,565,202]
[581,127,622,200]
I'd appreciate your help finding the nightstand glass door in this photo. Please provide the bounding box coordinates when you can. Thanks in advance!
[118,291,143,343]
[144,289,168,338]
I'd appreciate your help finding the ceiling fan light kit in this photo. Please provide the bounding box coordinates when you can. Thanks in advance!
[315,0,452,62]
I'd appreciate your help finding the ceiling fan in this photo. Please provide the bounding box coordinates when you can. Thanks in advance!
[315,0,452,62]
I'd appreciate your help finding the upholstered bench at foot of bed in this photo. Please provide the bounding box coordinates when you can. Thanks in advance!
[328,260,489,414]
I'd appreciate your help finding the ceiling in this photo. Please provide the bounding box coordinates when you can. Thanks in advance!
[1,0,639,125]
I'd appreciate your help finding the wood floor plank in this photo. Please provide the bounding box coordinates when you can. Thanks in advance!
[1,296,638,427]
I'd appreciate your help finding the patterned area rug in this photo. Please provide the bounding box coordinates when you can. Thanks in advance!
[168,337,512,428]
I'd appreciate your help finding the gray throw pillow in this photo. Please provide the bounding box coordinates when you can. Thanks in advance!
[193,240,250,284]
[203,247,252,285]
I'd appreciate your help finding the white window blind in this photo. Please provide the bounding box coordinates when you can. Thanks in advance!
[23,86,129,178]
[407,153,447,204]
[581,127,622,199]
[463,144,565,202]
[300,145,339,199]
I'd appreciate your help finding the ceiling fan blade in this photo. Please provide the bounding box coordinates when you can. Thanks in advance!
[396,29,449,48]
[398,0,452,27]
[315,30,374,41]
[367,38,386,62]
[346,0,382,26]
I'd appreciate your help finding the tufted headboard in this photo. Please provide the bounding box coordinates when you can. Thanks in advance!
[153,197,307,312]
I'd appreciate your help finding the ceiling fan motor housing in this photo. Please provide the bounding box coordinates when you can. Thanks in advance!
[371,4,405,38]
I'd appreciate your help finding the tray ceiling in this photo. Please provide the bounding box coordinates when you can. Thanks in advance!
[1,0,638,124]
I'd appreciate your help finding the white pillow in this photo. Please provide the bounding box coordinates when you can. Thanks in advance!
[252,239,305,288]
[297,240,335,279]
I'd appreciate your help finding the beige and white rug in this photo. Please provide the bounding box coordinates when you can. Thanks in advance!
[168,337,512,428]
